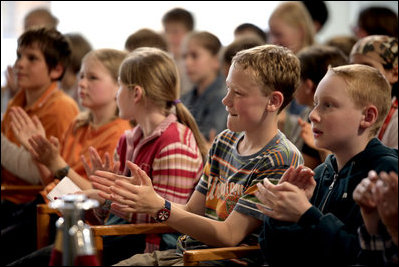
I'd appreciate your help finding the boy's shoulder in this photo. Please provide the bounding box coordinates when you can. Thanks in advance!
[214,129,304,166]
[314,138,398,177]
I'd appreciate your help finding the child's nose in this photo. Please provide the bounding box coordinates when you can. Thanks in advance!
[222,92,231,107]
[309,108,319,122]
[78,77,87,88]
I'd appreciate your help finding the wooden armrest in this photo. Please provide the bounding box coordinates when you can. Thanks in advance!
[36,204,59,249]
[183,244,261,266]
[90,223,175,236]
[1,184,44,196]
[91,223,177,264]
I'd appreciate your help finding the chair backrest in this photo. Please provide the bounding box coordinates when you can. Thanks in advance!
[1,184,44,198]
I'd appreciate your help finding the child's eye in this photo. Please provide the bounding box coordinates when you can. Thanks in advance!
[27,55,38,61]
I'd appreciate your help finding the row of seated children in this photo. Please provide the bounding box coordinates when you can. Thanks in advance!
[9,40,398,267]
[1,28,131,264]
[1,4,398,267]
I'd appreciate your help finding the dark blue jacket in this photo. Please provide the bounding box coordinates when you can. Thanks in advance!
[259,138,398,267]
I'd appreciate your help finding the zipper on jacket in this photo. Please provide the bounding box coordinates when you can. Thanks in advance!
[321,173,338,212]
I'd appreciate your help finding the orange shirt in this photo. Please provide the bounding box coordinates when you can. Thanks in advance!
[60,118,131,179]
[1,82,79,203]
[39,117,131,203]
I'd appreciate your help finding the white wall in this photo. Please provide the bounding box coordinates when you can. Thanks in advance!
[2,1,398,86]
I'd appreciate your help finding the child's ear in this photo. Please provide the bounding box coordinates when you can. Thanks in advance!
[303,78,316,95]
[49,64,64,80]
[267,91,284,112]
[132,85,144,103]
[360,105,378,128]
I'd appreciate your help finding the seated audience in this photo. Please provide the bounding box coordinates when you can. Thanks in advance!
[88,44,304,266]
[1,48,130,265]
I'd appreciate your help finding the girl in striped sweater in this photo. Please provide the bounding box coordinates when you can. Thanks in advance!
[85,47,206,264]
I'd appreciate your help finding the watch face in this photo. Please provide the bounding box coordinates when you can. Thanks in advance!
[157,208,170,222]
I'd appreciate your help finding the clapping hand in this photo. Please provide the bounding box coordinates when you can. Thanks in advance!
[279,165,316,200]
[10,106,45,150]
[90,161,164,217]
[82,146,120,178]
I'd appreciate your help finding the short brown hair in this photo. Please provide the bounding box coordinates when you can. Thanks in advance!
[162,8,194,31]
[298,45,348,85]
[329,64,391,137]
[232,44,301,112]
[223,36,265,66]
[17,27,71,80]
[124,28,168,52]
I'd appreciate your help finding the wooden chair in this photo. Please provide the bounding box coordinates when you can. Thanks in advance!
[36,203,59,249]
[1,184,44,198]
[36,203,262,265]
[36,203,177,264]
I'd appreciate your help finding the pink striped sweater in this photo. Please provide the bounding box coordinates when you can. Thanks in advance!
[111,114,203,252]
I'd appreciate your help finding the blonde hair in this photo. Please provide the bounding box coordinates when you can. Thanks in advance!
[329,64,391,137]
[119,47,208,160]
[269,1,315,52]
[74,49,128,131]
[232,44,301,112]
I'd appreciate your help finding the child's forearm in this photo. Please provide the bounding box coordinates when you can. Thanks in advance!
[1,133,42,184]
[49,156,92,190]
[162,199,260,247]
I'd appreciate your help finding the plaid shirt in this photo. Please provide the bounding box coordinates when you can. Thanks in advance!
[358,223,398,266]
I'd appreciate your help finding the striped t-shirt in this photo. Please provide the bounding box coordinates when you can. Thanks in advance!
[176,129,303,262]
[196,129,304,222]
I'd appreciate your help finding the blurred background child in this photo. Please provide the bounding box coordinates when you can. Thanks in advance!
[181,31,227,143]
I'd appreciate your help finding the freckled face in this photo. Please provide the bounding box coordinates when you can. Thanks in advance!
[309,72,364,152]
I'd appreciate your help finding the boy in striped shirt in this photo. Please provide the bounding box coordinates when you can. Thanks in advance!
[92,44,304,265]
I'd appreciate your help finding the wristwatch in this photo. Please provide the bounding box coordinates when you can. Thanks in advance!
[54,165,70,180]
[154,199,171,222]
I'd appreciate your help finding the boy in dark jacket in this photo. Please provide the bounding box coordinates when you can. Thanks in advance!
[255,64,398,266]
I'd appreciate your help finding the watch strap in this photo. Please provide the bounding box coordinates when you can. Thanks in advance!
[54,165,70,180]
[154,199,171,222]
